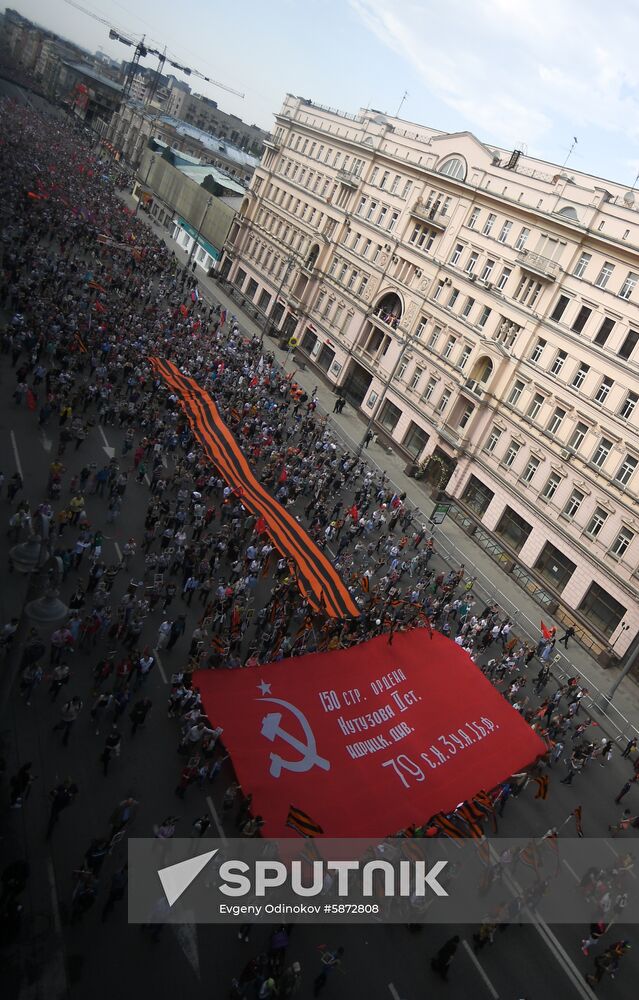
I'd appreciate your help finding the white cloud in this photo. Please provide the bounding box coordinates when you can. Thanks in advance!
[350,0,639,158]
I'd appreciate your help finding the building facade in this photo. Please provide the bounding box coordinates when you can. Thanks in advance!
[222,94,639,657]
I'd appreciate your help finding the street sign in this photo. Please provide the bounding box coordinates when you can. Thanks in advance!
[430,501,452,525]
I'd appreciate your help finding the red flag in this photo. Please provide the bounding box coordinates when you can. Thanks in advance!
[94,300,106,314]
[278,466,288,484]
[256,516,267,535]
[540,621,555,640]
[573,806,584,838]
[27,191,42,200]
[219,308,226,328]
[179,304,189,317]
[26,389,37,412]
[88,281,107,293]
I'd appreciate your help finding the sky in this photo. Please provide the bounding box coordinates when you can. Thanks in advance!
[11,0,639,185]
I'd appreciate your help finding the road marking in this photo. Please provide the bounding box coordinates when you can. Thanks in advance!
[154,648,168,684]
[46,858,62,936]
[40,430,53,453]
[205,795,228,844]
[388,985,402,1000]
[99,425,115,458]
[562,859,580,882]
[462,939,499,999]
[10,429,23,478]
[114,542,122,562]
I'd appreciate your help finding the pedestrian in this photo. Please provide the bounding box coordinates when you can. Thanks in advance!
[430,935,460,980]
[52,695,83,746]
[130,698,152,735]
[313,946,344,996]
[615,775,638,804]
[559,625,576,648]
[166,614,186,650]
[621,736,637,758]
[46,779,79,839]
[100,725,122,776]
[192,815,211,838]
[9,762,36,808]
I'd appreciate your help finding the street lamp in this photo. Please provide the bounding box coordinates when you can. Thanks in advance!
[595,622,636,713]
[259,254,297,349]
[133,153,156,217]
[0,538,69,721]
[186,196,214,269]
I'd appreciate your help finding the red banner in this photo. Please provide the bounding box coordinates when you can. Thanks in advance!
[195,629,545,837]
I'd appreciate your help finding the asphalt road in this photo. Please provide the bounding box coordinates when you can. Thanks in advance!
[0,77,637,1000]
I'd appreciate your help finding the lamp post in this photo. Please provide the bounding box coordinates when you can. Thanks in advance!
[259,253,297,349]
[133,153,156,217]
[595,622,637,714]
[186,195,213,269]
[0,534,69,722]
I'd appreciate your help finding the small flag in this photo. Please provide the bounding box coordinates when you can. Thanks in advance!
[573,806,584,838]
[191,287,200,302]
[219,308,227,328]
[179,304,189,317]
[94,300,106,314]
[26,389,37,412]
[88,280,107,293]
[286,805,324,837]
[360,575,370,594]
[540,621,555,640]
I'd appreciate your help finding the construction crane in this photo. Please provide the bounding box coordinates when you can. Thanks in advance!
[62,0,245,101]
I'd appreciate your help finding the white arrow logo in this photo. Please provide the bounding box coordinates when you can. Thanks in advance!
[158,849,218,907]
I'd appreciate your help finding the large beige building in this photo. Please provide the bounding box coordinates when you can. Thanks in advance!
[222,94,639,658]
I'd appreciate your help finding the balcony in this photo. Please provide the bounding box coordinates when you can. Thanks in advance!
[336,168,361,188]
[462,378,486,399]
[371,307,401,331]
[263,137,280,151]
[409,201,450,230]
[516,250,561,281]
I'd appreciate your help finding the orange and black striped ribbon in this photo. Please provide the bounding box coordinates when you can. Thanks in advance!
[150,357,359,620]
[286,805,324,837]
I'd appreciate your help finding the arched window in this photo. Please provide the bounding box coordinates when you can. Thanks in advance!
[438,157,467,181]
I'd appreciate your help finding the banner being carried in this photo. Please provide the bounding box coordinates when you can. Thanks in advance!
[149,357,358,619]
[194,629,546,837]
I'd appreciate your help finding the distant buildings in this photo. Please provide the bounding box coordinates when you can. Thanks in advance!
[165,82,267,157]
[105,100,260,185]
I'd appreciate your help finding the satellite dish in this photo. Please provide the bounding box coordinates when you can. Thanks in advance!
[623,190,635,206]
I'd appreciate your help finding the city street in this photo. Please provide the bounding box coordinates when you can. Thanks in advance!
[0,78,637,1000]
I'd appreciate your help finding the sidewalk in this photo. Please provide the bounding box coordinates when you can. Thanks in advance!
[133,197,639,736]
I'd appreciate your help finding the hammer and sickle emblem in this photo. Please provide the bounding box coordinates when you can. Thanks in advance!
[259,697,331,778]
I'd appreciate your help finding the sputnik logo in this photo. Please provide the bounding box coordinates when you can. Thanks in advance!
[158,849,218,907]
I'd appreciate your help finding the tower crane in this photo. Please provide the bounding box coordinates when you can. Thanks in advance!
[62,0,245,101]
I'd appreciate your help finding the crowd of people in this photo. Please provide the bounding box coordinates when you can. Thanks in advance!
[0,94,637,995]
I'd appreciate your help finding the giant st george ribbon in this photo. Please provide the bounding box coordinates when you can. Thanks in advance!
[149,357,359,619]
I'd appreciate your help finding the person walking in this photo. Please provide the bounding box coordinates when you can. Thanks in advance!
[100,726,122,776]
[313,946,344,996]
[166,614,186,651]
[558,625,576,648]
[129,698,152,735]
[53,696,83,746]
[9,762,36,808]
[621,736,637,759]
[430,935,460,981]
[45,779,79,839]
[615,775,638,804]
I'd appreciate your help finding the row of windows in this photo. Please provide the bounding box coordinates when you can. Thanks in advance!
[431,280,494,330]
[354,196,400,232]
[467,207,533,250]
[326,255,370,297]
[313,289,354,332]
[262,182,330,234]
[549,294,639,360]
[529,337,638,417]
[571,252,639,300]
[485,423,638,490]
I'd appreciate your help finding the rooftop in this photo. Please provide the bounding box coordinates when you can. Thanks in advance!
[62,61,124,93]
